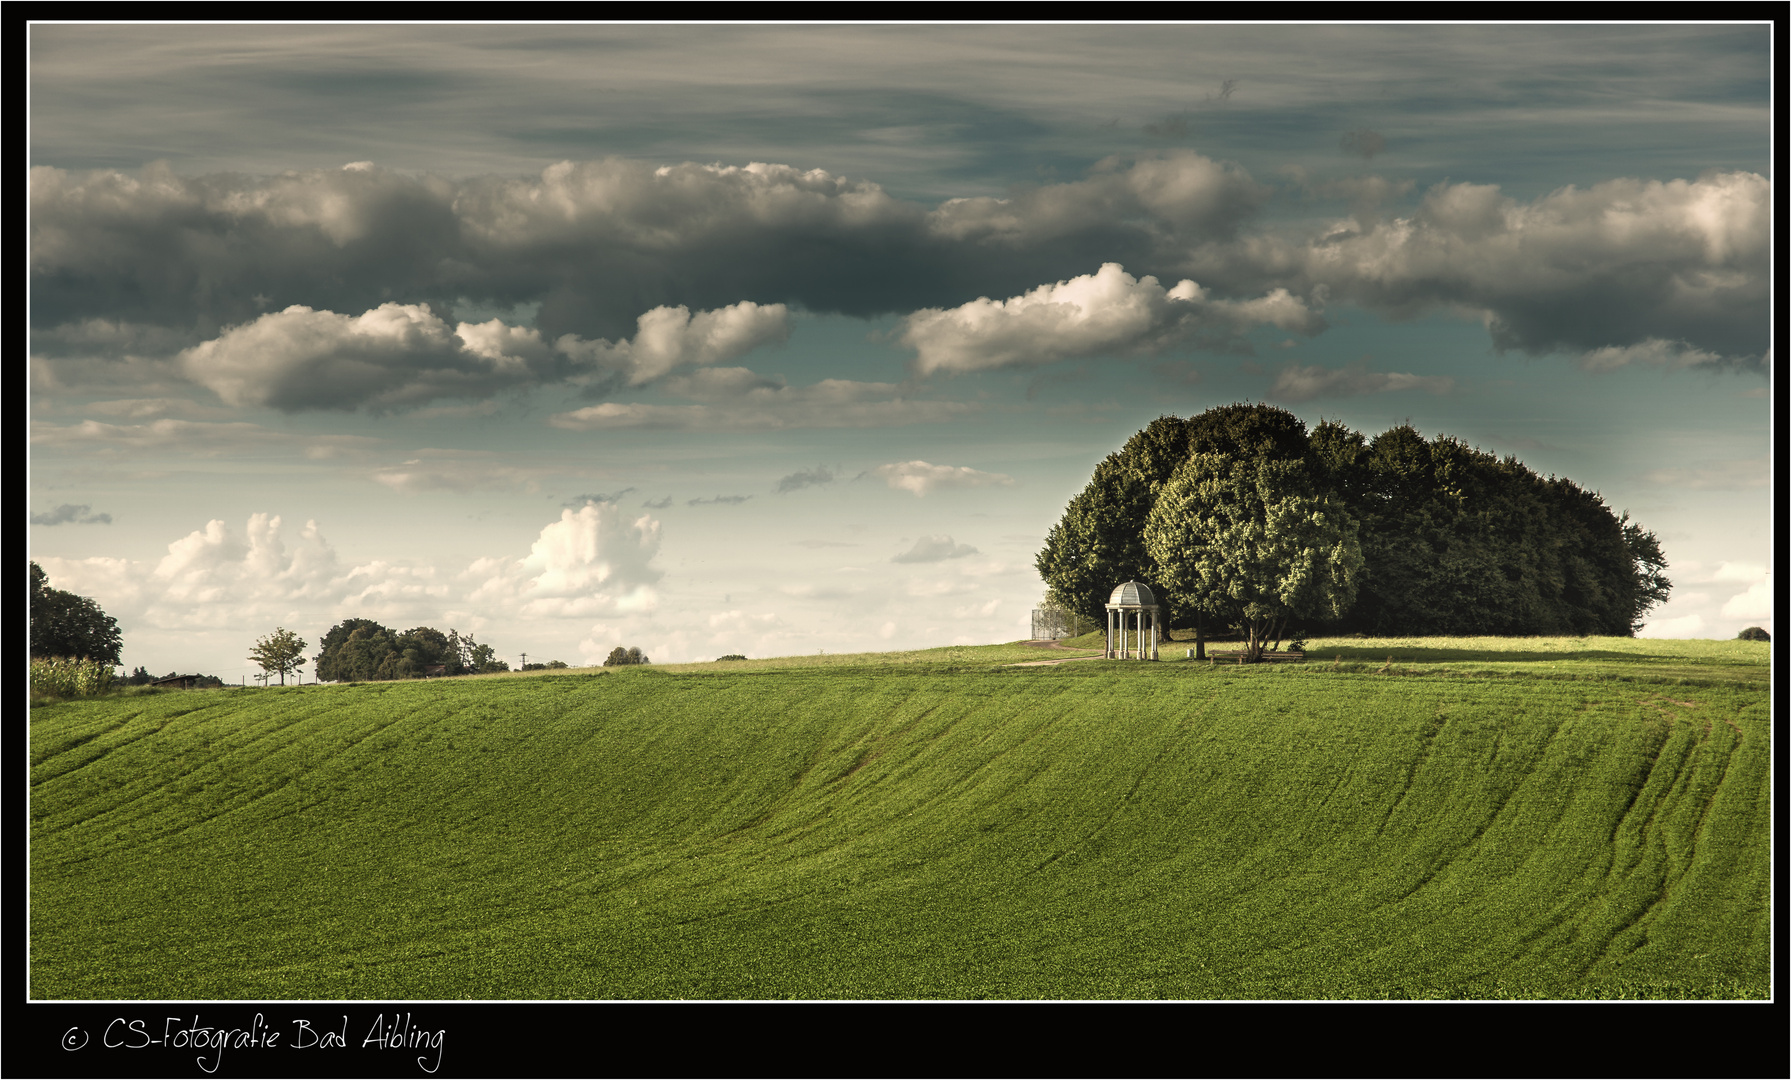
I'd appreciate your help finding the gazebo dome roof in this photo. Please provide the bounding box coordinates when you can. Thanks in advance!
[1107,580,1157,607]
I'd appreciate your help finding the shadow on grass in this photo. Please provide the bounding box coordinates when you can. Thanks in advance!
[1310,645,1759,666]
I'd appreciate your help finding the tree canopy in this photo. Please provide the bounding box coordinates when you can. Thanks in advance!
[30,561,123,666]
[1039,405,1671,642]
[248,627,308,686]
[313,620,508,682]
[1145,452,1362,662]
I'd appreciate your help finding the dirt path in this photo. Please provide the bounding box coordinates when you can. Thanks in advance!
[1008,639,1105,666]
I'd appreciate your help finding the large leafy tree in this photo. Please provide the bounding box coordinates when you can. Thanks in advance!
[1042,407,1669,642]
[29,561,123,665]
[247,627,307,686]
[1145,453,1362,662]
[1622,513,1672,635]
[313,620,508,681]
[603,646,649,666]
[1036,405,1315,650]
[314,618,398,682]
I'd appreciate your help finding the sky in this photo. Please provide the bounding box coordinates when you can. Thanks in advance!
[27,23,1774,680]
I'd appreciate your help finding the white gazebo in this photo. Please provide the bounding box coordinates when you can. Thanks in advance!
[1104,580,1160,660]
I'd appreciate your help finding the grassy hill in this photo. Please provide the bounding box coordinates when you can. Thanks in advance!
[29,637,1770,999]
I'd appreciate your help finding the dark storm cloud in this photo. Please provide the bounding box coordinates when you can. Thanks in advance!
[1194,170,1770,366]
[776,467,836,494]
[32,151,1771,397]
[30,153,1269,358]
[565,489,635,507]
[687,494,752,506]
[31,503,113,526]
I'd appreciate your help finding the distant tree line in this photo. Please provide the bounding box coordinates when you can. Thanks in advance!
[604,646,650,666]
[1037,404,1671,645]
[313,619,510,681]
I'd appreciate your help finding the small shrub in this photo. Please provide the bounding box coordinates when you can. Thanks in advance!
[716,654,748,662]
[31,657,118,700]
[1737,626,1770,642]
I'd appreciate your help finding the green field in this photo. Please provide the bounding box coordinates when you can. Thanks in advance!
[29,637,1771,999]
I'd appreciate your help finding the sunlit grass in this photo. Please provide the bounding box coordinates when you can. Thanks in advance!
[30,636,1770,1000]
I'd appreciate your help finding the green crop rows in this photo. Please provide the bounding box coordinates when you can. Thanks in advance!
[29,638,1770,999]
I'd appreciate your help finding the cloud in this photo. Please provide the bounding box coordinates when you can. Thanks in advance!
[33,158,1766,377]
[793,539,857,549]
[178,302,551,412]
[953,597,1002,619]
[891,535,980,563]
[553,302,791,387]
[174,298,786,413]
[869,460,1016,497]
[1242,171,1769,365]
[81,397,235,420]
[565,489,636,507]
[1640,458,1769,491]
[468,503,665,619]
[31,417,380,460]
[642,496,673,509]
[31,154,1269,364]
[687,495,752,506]
[1710,562,1768,583]
[1142,114,1193,141]
[1577,338,1725,373]
[1267,361,1455,402]
[548,370,977,431]
[1637,612,1706,639]
[925,151,1268,244]
[776,467,835,494]
[371,453,545,495]
[1720,580,1772,621]
[899,263,1325,375]
[30,503,113,526]
[1339,129,1387,159]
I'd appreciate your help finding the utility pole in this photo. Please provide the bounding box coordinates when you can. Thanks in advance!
[521,652,528,669]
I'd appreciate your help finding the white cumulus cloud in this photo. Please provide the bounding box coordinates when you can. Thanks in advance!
[177,299,787,413]
[465,503,666,619]
[554,301,790,387]
[1719,580,1772,621]
[899,263,1324,375]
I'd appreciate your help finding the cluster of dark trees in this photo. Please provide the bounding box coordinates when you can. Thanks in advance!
[313,619,509,682]
[122,668,225,688]
[29,562,123,665]
[604,646,650,666]
[1037,404,1671,646]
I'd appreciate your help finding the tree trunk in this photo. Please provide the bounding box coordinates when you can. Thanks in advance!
[1194,616,1206,660]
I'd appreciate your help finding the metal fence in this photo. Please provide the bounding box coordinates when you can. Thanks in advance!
[1031,608,1088,640]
